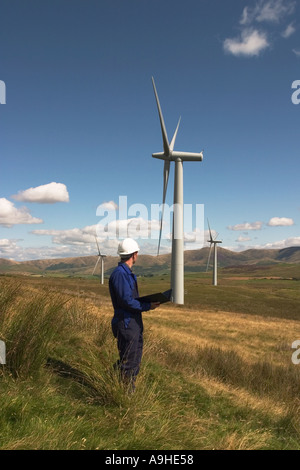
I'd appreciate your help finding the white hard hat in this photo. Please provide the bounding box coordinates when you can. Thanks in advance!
[117,238,140,256]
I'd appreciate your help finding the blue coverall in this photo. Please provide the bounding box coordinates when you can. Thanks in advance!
[109,262,151,386]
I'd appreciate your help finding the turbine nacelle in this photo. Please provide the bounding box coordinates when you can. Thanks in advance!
[152,150,203,162]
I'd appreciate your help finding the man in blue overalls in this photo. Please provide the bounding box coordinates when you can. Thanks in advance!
[109,238,159,390]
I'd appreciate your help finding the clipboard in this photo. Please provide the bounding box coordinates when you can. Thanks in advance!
[137,289,172,304]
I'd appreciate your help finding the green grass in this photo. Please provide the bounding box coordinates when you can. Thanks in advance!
[136,270,300,320]
[1,272,300,449]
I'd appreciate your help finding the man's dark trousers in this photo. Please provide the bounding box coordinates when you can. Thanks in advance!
[112,316,143,386]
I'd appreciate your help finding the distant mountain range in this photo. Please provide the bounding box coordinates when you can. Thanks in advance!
[0,246,300,277]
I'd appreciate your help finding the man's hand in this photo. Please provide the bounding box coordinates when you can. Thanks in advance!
[150,302,160,310]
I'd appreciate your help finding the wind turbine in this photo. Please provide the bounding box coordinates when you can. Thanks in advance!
[93,237,106,284]
[152,77,203,305]
[206,220,222,286]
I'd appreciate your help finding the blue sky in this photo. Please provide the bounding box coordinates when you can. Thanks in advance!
[0,0,299,260]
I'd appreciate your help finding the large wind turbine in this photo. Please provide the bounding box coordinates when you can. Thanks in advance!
[93,237,106,284]
[206,220,222,286]
[152,77,203,305]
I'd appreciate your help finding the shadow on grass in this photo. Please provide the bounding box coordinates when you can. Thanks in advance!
[46,357,100,394]
[45,356,137,407]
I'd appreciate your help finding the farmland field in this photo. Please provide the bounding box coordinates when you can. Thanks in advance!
[1,267,300,450]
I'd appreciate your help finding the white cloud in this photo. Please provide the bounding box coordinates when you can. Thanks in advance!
[267,217,294,226]
[98,201,118,211]
[32,217,162,247]
[240,7,251,25]
[32,224,98,246]
[254,237,300,250]
[0,239,11,247]
[225,236,300,252]
[224,29,269,57]
[0,240,96,261]
[226,1,297,58]
[292,49,300,57]
[227,221,263,231]
[30,216,204,257]
[12,182,69,204]
[0,238,19,249]
[0,236,159,261]
[2,230,300,262]
[0,239,19,258]
[98,217,161,239]
[138,241,171,256]
[236,235,252,242]
[183,228,206,248]
[281,23,296,38]
[241,0,296,24]
[255,0,295,23]
[0,198,43,227]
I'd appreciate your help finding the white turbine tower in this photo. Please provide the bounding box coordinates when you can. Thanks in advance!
[206,220,222,286]
[152,77,203,305]
[93,237,106,285]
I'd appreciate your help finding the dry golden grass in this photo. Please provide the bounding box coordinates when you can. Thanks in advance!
[147,304,300,365]
[56,292,300,426]
[2,275,300,449]
[140,304,300,425]
[32,277,300,416]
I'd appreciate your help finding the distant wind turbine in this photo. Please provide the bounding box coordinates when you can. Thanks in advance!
[206,220,222,286]
[152,77,203,304]
[93,237,106,284]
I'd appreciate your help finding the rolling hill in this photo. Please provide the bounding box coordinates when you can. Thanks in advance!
[0,246,300,278]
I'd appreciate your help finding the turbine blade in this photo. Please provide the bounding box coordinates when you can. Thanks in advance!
[207,219,213,242]
[157,159,170,256]
[95,236,101,256]
[206,244,213,272]
[170,117,181,152]
[92,257,100,275]
[152,77,170,155]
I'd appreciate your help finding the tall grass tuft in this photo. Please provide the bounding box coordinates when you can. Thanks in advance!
[0,280,69,378]
[0,280,21,331]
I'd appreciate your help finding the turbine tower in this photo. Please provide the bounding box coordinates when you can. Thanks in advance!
[152,77,203,305]
[206,220,222,286]
[93,237,106,285]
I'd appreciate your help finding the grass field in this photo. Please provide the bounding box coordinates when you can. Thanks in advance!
[1,267,300,450]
